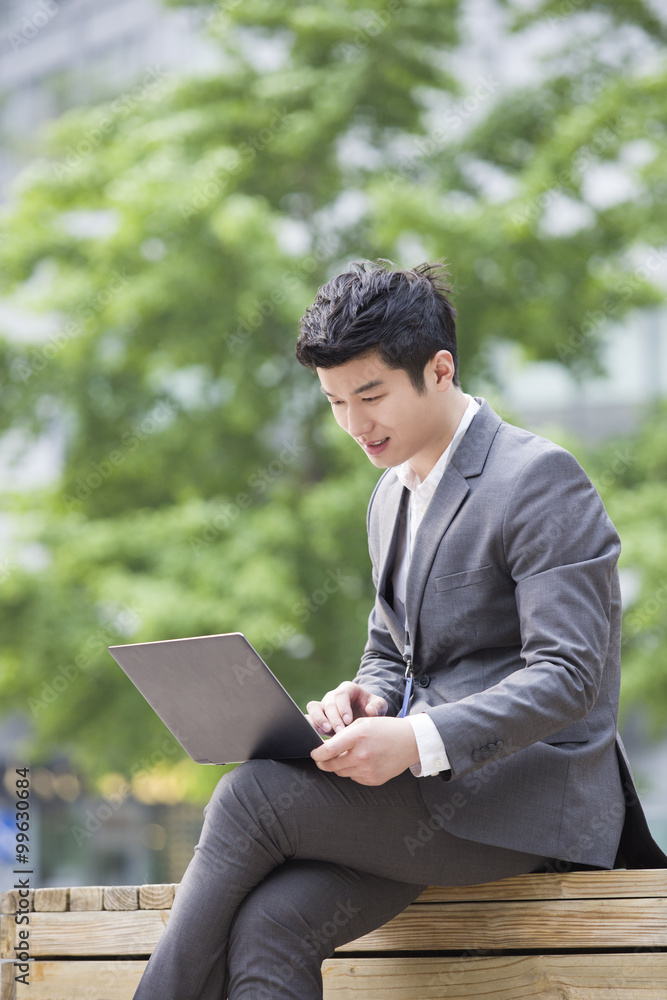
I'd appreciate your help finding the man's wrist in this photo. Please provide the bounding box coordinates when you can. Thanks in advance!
[407,713,450,776]
[399,716,421,770]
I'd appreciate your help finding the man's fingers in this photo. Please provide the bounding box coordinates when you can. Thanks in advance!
[321,686,354,733]
[334,690,354,728]
[311,729,355,762]
[313,747,350,766]
[305,700,332,734]
[306,686,354,735]
[364,695,388,718]
[308,684,381,736]
[314,753,355,777]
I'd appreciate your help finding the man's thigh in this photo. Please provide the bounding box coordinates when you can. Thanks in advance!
[211,757,547,886]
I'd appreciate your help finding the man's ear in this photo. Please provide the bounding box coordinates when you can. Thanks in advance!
[429,350,456,390]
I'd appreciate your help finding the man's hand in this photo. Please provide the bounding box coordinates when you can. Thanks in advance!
[310,716,420,785]
[306,682,388,736]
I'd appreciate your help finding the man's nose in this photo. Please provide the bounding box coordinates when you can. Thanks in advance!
[347,408,373,439]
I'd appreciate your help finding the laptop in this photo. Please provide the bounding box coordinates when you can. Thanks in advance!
[108,632,324,764]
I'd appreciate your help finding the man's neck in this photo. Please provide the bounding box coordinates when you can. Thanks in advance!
[409,390,471,482]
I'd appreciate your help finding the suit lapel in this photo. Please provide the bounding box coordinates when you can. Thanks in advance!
[404,399,502,652]
[376,477,409,649]
[404,469,469,641]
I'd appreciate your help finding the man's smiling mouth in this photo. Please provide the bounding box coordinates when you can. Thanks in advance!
[363,437,390,454]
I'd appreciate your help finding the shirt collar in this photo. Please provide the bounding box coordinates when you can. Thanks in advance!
[395,394,480,497]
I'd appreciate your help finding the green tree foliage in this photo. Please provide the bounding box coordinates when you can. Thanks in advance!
[0,0,665,798]
[583,401,667,732]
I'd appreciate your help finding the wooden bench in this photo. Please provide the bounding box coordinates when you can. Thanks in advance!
[2,870,666,998]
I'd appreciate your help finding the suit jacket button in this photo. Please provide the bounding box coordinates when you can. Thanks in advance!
[496,740,504,750]
[472,749,481,761]
[487,743,497,754]
[481,747,489,758]
[417,674,430,688]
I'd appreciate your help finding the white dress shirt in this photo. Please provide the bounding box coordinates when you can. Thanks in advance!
[391,394,480,777]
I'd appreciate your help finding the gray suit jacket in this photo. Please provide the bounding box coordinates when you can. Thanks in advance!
[354,398,662,869]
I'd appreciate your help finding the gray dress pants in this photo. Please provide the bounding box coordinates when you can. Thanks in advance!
[133,758,549,1000]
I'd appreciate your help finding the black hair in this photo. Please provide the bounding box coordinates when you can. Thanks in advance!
[295,260,459,392]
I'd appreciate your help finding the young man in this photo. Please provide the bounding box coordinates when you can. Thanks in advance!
[133,261,663,1000]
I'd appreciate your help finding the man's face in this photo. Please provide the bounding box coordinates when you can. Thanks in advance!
[316,351,455,478]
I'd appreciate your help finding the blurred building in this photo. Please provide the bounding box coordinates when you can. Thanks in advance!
[492,308,667,443]
[0,0,218,199]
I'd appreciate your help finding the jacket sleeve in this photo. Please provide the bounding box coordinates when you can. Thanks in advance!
[424,445,621,779]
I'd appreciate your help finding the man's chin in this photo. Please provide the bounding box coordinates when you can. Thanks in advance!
[366,453,402,469]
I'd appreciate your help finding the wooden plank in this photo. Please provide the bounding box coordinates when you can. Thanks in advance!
[321,953,667,999]
[336,898,667,952]
[104,887,139,911]
[1,963,16,1000]
[20,895,667,957]
[1,913,15,960]
[4,868,663,914]
[12,953,667,1000]
[139,884,175,910]
[14,960,146,999]
[33,888,69,913]
[1,913,16,1000]
[21,911,169,957]
[0,892,33,916]
[417,869,667,903]
[4,869,664,914]
[70,886,104,911]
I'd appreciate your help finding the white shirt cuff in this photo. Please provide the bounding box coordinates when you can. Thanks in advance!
[407,713,450,777]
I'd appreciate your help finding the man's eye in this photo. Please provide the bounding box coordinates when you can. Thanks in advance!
[330,400,344,406]
[363,396,381,402]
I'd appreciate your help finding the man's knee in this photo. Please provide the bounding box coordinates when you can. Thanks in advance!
[217,758,314,800]
[207,758,317,834]
[229,872,336,965]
